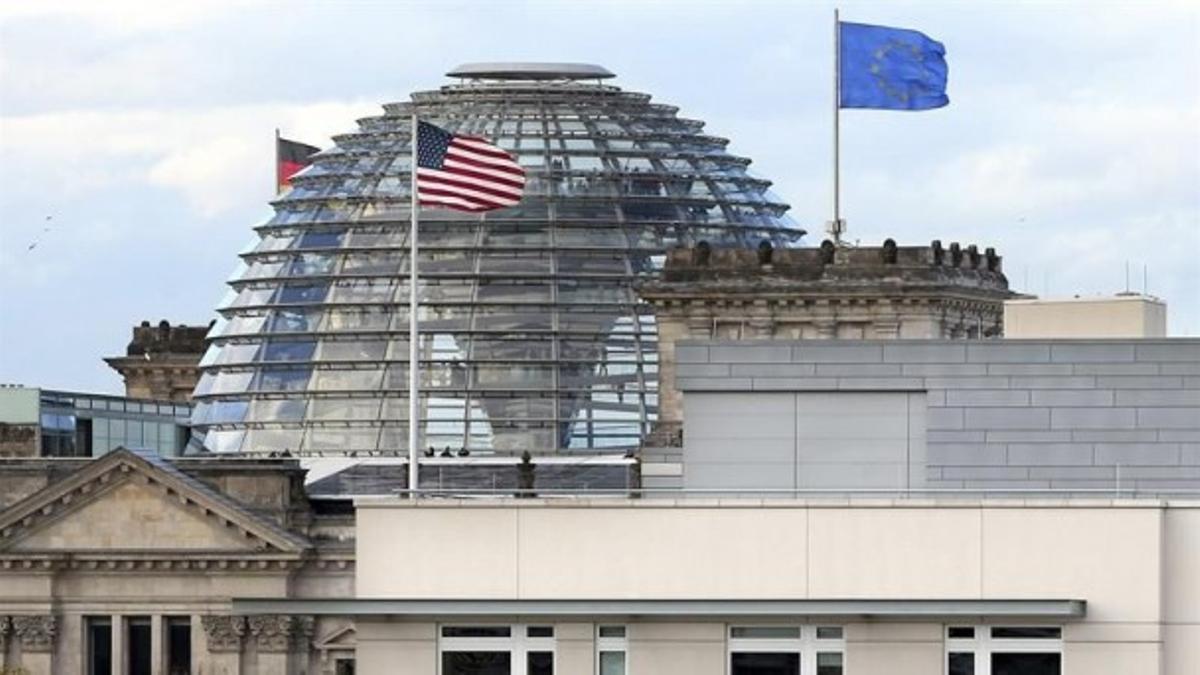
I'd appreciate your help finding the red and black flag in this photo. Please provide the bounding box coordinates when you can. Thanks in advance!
[276,134,320,192]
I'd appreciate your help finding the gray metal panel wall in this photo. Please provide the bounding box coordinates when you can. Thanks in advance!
[675,339,1200,490]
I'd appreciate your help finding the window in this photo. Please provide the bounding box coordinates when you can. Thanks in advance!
[166,617,191,675]
[596,625,626,675]
[728,625,844,675]
[946,625,1062,675]
[127,617,152,675]
[439,624,554,675]
[86,617,112,675]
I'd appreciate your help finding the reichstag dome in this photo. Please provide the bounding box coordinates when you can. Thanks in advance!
[191,63,805,456]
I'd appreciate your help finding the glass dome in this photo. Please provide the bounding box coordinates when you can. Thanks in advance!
[191,63,805,456]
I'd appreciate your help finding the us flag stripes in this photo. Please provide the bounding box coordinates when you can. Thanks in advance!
[415,120,526,212]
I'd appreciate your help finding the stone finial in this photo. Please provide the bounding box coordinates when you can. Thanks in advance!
[949,242,962,267]
[985,247,999,271]
[881,238,898,264]
[202,615,247,653]
[248,615,313,652]
[757,240,774,265]
[967,244,980,269]
[693,241,712,265]
[13,615,57,652]
[819,240,836,265]
[931,240,944,265]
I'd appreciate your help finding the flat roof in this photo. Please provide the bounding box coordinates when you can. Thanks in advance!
[447,62,616,81]
[233,598,1086,619]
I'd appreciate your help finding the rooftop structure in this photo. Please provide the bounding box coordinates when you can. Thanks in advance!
[1005,293,1167,338]
[192,62,804,456]
[104,320,209,402]
[638,240,1015,431]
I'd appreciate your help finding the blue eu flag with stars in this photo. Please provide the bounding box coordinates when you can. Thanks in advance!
[839,21,949,110]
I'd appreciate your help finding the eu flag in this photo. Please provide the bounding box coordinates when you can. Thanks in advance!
[839,21,949,110]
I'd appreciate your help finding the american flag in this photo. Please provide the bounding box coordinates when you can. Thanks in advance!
[415,120,526,212]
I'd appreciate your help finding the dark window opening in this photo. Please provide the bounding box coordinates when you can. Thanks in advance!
[992,653,1061,675]
[86,617,112,675]
[166,617,191,675]
[527,651,553,675]
[948,652,975,675]
[731,652,799,675]
[127,617,152,675]
[335,659,355,675]
[441,652,510,675]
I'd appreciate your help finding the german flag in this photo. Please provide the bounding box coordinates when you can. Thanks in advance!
[276,135,320,192]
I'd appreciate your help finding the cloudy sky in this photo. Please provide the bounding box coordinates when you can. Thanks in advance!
[1,0,1197,394]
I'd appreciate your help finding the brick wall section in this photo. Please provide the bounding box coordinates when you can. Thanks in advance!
[674,339,1200,490]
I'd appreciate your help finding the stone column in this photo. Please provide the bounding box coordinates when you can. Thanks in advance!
[201,616,246,675]
[111,614,124,675]
[13,615,57,675]
[151,614,164,675]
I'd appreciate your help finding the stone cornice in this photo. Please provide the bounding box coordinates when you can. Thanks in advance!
[0,552,354,572]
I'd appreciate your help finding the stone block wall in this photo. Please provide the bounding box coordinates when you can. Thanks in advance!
[674,339,1200,491]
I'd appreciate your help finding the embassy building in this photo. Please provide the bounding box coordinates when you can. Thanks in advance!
[2,64,1200,675]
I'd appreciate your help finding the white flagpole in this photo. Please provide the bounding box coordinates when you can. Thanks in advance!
[408,114,420,496]
[830,7,845,245]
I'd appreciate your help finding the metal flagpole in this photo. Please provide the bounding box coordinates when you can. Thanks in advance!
[408,114,420,496]
[274,128,280,194]
[830,8,845,245]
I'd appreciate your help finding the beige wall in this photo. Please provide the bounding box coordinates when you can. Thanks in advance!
[357,498,1199,675]
[1004,296,1167,338]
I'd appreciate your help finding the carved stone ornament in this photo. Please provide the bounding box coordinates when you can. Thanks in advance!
[248,615,304,652]
[13,615,57,652]
[0,616,11,651]
[201,615,247,653]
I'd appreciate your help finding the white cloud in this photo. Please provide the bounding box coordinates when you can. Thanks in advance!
[1,100,381,217]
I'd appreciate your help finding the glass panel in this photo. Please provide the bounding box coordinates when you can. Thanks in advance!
[815,626,843,640]
[991,653,1060,675]
[990,627,1061,640]
[599,651,625,675]
[256,368,311,392]
[816,652,843,675]
[948,653,975,675]
[440,626,512,638]
[127,617,152,675]
[261,341,316,362]
[597,626,626,639]
[441,652,510,675]
[526,626,554,638]
[87,617,113,675]
[730,627,801,639]
[948,627,975,639]
[730,652,799,675]
[527,651,553,675]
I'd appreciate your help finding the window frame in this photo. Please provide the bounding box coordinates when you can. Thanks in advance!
[595,624,627,675]
[438,623,556,675]
[945,625,1064,675]
[727,624,845,675]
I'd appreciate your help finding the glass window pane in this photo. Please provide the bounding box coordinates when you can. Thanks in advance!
[991,653,1060,675]
[991,627,1061,640]
[598,626,626,639]
[441,652,510,675]
[730,652,799,675]
[948,627,975,639]
[816,652,843,675]
[440,626,512,638]
[948,652,975,675]
[599,651,625,675]
[815,626,843,640]
[730,627,801,639]
[526,626,554,638]
[526,651,553,675]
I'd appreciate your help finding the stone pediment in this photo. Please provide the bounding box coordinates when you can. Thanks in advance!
[0,449,308,556]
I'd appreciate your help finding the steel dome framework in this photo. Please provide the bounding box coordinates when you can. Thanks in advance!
[191,65,805,456]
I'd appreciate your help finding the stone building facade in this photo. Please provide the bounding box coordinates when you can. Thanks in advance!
[637,240,1015,437]
[104,322,208,403]
[0,450,355,675]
